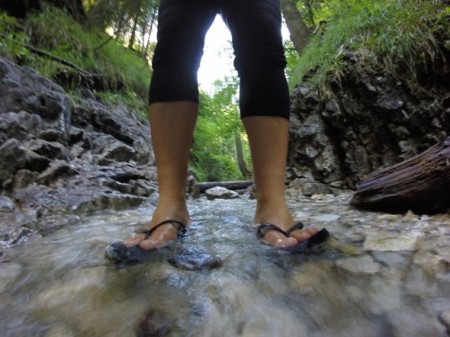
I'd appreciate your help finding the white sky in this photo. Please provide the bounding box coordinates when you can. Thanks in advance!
[197,15,290,93]
[197,15,235,92]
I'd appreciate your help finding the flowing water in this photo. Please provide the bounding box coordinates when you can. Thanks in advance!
[0,194,449,337]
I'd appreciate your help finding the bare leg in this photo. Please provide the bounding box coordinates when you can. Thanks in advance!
[125,101,198,250]
[243,116,319,248]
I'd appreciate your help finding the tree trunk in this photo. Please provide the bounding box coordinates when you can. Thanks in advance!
[44,0,87,23]
[350,137,450,215]
[280,0,311,55]
[128,15,139,49]
[197,180,254,193]
[144,7,157,57]
[235,133,251,178]
[128,0,141,49]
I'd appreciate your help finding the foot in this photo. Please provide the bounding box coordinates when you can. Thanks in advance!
[124,200,190,250]
[255,203,320,248]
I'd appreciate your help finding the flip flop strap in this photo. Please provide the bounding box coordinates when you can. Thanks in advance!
[256,223,289,238]
[137,219,187,239]
[257,221,305,238]
[285,221,305,235]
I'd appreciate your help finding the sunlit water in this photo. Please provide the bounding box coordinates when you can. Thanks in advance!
[0,195,449,337]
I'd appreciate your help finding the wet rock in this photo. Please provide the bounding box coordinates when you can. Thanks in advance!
[37,160,79,185]
[97,142,136,165]
[34,267,107,309]
[335,255,381,274]
[44,325,76,337]
[13,169,38,190]
[0,138,50,186]
[377,92,404,110]
[0,57,157,233]
[363,231,420,251]
[205,186,240,200]
[0,111,44,143]
[168,246,222,271]
[0,262,22,293]
[0,223,34,245]
[311,213,340,222]
[1,192,450,336]
[438,310,450,331]
[0,196,15,212]
[35,214,81,235]
[371,251,408,268]
[413,250,448,276]
[27,139,72,161]
[136,310,171,337]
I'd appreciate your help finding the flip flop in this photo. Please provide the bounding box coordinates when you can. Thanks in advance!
[105,219,187,265]
[257,221,329,253]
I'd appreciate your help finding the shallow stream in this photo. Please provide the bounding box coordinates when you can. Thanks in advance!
[1,193,449,336]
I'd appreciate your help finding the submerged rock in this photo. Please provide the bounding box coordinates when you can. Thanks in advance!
[168,246,222,271]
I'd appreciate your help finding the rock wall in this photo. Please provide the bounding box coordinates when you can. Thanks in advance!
[287,47,450,193]
[0,57,156,218]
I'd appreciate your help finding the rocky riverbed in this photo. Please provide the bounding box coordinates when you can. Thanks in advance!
[1,29,449,336]
[0,191,449,337]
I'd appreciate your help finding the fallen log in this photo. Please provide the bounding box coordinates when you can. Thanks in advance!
[197,180,254,193]
[350,137,450,214]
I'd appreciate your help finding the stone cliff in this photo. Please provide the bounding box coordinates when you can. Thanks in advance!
[0,57,157,245]
[287,40,450,194]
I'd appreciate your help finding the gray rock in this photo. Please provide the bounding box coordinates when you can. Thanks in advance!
[0,196,15,212]
[438,310,450,330]
[97,142,137,165]
[363,231,420,251]
[168,246,222,271]
[0,138,50,186]
[0,57,155,223]
[205,186,240,200]
[287,50,450,190]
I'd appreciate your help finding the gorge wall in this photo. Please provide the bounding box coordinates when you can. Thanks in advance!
[287,45,450,194]
[0,57,157,222]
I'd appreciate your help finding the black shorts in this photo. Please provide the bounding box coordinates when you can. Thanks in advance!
[149,0,290,119]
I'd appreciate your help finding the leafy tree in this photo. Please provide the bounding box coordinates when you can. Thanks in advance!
[191,77,252,181]
[85,0,158,58]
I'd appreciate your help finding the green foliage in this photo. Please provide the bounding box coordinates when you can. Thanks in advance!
[0,6,150,115]
[287,0,448,92]
[85,0,159,57]
[0,13,33,62]
[191,78,251,181]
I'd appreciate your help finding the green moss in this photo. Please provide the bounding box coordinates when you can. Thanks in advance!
[288,0,448,93]
[1,6,150,111]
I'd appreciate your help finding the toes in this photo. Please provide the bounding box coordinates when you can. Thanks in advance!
[289,227,320,243]
[263,230,298,248]
[124,233,147,247]
[139,223,179,250]
[123,222,180,250]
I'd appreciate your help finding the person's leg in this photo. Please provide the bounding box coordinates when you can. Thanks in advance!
[125,0,217,249]
[125,102,198,249]
[243,116,319,248]
[223,0,319,247]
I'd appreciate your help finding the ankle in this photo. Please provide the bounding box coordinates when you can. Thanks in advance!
[255,193,288,210]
